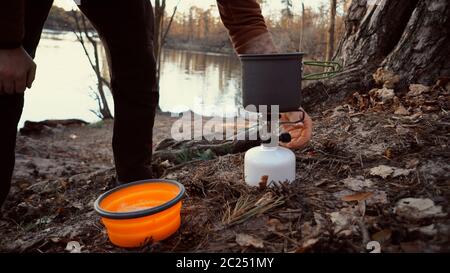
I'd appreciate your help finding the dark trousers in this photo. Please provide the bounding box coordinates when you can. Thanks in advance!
[0,0,157,207]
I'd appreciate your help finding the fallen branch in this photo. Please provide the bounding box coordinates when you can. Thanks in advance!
[161,159,204,177]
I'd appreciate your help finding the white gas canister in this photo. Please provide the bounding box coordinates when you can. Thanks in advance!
[244,144,296,187]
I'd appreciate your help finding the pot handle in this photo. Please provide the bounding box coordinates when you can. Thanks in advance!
[302,61,342,80]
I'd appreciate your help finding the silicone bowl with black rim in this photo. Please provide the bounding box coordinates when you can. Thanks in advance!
[94,179,185,248]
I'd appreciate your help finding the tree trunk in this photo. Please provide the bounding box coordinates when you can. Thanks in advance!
[92,42,113,119]
[299,2,305,52]
[333,0,419,69]
[302,0,449,110]
[382,0,450,85]
[72,11,113,120]
[154,0,450,162]
[326,0,337,61]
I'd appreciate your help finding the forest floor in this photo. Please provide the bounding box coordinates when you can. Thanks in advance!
[0,82,449,253]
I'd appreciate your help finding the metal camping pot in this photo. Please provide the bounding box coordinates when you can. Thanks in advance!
[239,53,342,113]
[239,52,305,113]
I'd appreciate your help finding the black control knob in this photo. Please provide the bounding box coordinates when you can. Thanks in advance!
[279,132,291,143]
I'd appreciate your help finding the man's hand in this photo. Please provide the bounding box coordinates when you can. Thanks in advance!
[240,32,278,54]
[279,109,312,149]
[0,47,36,95]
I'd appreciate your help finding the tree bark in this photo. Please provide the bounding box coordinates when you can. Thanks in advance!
[302,0,449,109]
[382,0,450,85]
[333,0,419,69]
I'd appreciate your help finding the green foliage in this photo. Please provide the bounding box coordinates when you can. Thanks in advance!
[195,149,216,161]
[87,120,105,128]
[176,148,217,163]
[176,149,192,163]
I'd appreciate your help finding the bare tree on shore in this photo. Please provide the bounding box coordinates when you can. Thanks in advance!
[154,0,181,93]
[71,11,113,120]
[326,0,337,61]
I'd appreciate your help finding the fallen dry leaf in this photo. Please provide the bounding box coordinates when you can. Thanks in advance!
[159,160,172,168]
[394,198,446,221]
[296,238,319,253]
[405,158,420,169]
[369,88,395,103]
[342,176,374,191]
[370,165,394,179]
[400,241,425,253]
[335,190,388,205]
[372,68,400,88]
[392,168,413,178]
[267,218,286,232]
[313,212,328,227]
[352,92,369,111]
[371,229,392,243]
[342,192,374,202]
[366,190,389,205]
[300,221,322,239]
[407,84,430,97]
[50,237,60,243]
[329,105,347,118]
[408,224,437,236]
[394,104,410,116]
[328,207,359,236]
[235,233,264,249]
[370,165,413,179]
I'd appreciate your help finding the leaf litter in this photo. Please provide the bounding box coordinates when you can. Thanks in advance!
[1,80,449,253]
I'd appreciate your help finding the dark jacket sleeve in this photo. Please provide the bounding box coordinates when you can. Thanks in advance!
[217,0,269,53]
[0,0,25,48]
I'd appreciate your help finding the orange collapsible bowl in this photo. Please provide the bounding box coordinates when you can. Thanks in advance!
[94,179,185,248]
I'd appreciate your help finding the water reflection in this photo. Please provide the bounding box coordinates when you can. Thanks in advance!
[158,49,241,117]
[19,31,242,127]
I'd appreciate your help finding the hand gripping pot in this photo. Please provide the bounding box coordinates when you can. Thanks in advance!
[239,52,305,113]
[94,179,185,248]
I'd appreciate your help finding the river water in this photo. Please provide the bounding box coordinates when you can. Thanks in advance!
[19,30,242,127]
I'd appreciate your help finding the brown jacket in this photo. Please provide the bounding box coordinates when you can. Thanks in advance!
[0,0,269,52]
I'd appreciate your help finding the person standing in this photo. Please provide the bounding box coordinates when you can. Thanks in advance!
[0,0,312,208]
